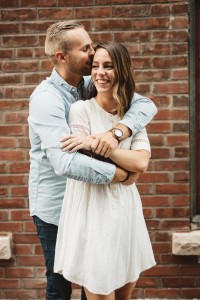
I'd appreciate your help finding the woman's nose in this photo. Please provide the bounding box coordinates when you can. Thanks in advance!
[97,67,105,75]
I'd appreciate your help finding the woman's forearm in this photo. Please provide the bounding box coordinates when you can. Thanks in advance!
[109,148,150,173]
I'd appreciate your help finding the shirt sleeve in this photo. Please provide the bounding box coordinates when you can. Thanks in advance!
[28,90,115,184]
[130,127,151,155]
[118,92,157,134]
[68,100,91,136]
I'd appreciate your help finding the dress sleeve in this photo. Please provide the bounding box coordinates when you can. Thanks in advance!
[130,127,151,155]
[68,100,91,136]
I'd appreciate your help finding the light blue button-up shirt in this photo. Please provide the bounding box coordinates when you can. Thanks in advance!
[28,68,157,225]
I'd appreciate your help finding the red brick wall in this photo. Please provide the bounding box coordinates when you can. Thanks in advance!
[0,0,198,299]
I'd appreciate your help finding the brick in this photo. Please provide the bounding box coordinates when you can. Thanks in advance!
[0,49,14,59]
[155,109,188,120]
[167,135,189,146]
[95,19,132,31]
[38,8,73,19]
[151,4,170,15]
[160,220,190,230]
[0,0,20,7]
[21,22,51,34]
[143,208,154,219]
[153,243,171,254]
[139,172,169,183]
[5,113,28,124]
[1,9,37,21]
[13,233,38,244]
[5,267,34,278]
[135,70,170,82]
[144,265,178,276]
[155,231,171,242]
[172,69,188,79]
[142,196,169,207]
[172,43,188,54]
[175,147,189,157]
[173,122,189,132]
[145,288,179,299]
[59,0,93,5]
[0,126,24,136]
[24,221,36,232]
[0,279,20,289]
[13,244,33,256]
[21,0,57,6]
[137,277,158,287]
[148,135,164,146]
[154,160,188,171]
[156,183,189,194]
[172,3,188,14]
[4,87,34,99]
[0,175,25,185]
[23,278,46,288]
[0,138,17,148]
[89,33,113,43]
[16,48,33,58]
[156,207,189,218]
[2,290,37,299]
[0,23,20,35]
[11,187,28,196]
[151,148,170,159]
[179,266,200,276]
[2,36,37,47]
[133,17,170,30]
[114,31,149,42]
[171,195,189,206]
[112,5,150,17]
[181,289,200,299]
[173,171,189,182]
[0,74,21,85]
[148,122,171,133]
[9,162,30,173]
[3,61,38,72]
[0,150,24,160]
[0,100,27,110]
[141,43,170,55]
[171,16,188,29]
[162,277,196,287]
[17,255,45,266]
[11,210,30,221]
[0,199,26,209]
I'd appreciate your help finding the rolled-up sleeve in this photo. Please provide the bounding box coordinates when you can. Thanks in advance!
[28,90,115,184]
[118,92,158,134]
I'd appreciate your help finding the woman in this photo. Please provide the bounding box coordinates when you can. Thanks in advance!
[54,42,156,300]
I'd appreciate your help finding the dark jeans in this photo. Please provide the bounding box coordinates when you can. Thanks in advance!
[33,216,87,300]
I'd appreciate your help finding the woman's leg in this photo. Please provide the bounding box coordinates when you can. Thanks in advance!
[115,281,137,300]
[84,287,115,300]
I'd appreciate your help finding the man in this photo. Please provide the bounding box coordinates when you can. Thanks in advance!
[28,21,157,300]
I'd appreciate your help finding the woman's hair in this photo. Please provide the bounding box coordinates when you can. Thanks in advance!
[45,21,84,65]
[91,42,135,118]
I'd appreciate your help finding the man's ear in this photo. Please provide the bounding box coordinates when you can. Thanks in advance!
[55,51,66,63]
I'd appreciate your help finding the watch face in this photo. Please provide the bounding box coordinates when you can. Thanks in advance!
[114,129,123,138]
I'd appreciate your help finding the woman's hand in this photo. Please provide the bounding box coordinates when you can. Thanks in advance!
[122,172,139,186]
[60,131,118,156]
[60,135,95,153]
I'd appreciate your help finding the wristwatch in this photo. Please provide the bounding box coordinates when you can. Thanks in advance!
[110,128,123,141]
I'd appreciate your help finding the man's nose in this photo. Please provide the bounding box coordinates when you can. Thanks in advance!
[89,46,95,56]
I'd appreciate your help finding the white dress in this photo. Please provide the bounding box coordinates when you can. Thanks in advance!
[54,98,156,295]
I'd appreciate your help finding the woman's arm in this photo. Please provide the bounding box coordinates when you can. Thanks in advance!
[109,149,150,173]
[110,127,151,173]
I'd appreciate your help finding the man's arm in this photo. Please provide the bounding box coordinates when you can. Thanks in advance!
[29,90,129,184]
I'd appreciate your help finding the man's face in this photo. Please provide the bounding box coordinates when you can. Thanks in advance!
[64,28,95,76]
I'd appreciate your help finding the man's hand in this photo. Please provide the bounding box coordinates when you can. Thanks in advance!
[90,131,118,157]
[60,135,95,153]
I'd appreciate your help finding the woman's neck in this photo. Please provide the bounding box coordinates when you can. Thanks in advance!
[95,93,117,114]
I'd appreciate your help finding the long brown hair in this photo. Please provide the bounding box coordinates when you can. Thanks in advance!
[91,42,135,118]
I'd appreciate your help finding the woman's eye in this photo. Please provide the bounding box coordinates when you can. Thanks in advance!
[92,65,98,69]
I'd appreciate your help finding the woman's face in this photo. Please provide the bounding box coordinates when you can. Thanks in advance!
[91,48,116,94]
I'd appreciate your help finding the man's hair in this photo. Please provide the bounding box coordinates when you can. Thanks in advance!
[91,42,135,118]
[45,20,84,65]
